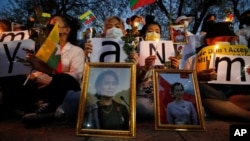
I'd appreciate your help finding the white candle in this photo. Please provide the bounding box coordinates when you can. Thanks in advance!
[89,27,92,40]
[87,27,93,62]
[212,44,219,68]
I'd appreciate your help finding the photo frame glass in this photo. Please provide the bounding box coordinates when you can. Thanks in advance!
[76,63,136,138]
[170,25,188,44]
[153,69,206,131]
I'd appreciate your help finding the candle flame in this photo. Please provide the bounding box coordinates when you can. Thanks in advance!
[215,44,219,49]
[134,22,139,28]
[155,39,159,43]
[224,14,234,22]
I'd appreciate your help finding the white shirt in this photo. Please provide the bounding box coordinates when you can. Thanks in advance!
[33,42,85,86]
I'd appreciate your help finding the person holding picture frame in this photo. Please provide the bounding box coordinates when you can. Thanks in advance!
[184,22,250,121]
[135,15,180,121]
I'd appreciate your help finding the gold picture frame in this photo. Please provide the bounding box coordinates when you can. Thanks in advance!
[153,69,206,131]
[76,62,136,138]
[170,25,188,44]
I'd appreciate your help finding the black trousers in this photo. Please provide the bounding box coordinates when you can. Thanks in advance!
[0,73,81,113]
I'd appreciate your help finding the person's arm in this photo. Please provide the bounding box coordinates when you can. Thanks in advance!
[196,68,217,81]
[168,56,180,69]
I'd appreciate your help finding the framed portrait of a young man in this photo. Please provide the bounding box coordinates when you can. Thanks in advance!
[76,62,136,138]
[153,69,206,131]
[170,25,188,44]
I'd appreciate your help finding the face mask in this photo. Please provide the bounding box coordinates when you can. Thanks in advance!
[105,27,124,39]
[184,21,189,27]
[145,32,161,41]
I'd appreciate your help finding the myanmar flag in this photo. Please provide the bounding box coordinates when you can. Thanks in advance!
[130,0,156,10]
[79,10,96,25]
[35,23,60,70]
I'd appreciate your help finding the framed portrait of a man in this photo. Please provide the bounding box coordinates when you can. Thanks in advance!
[76,62,136,138]
[170,25,188,44]
[153,69,206,131]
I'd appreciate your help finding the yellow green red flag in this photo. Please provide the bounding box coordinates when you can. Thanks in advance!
[35,23,60,69]
[130,0,156,10]
[79,10,96,25]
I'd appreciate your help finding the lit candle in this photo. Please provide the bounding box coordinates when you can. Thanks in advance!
[134,22,139,28]
[87,27,93,62]
[89,27,92,40]
[212,44,219,68]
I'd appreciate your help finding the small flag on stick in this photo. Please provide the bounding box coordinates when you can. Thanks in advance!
[79,10,96,25]
[42,12,51,18]
[35,23,61,70]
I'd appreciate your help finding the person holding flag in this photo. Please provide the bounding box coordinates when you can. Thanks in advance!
[22,14,85,122]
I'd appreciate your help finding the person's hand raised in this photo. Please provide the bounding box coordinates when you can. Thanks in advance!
[84,40,93,55]
[128,52,139,64]
[145,55,156,69]
[168,56,180,69]
[197,68,217,81]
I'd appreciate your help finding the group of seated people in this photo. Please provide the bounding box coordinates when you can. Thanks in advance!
[0,10,250,125]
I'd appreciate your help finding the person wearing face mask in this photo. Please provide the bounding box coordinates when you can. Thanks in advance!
[135,15,180,121]
[185,22,250,121]
[20,14,85,123]
[174,15,201,69]
[83,16,129,62]
[102,16,127,39]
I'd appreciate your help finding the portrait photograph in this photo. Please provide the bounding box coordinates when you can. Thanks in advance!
[153,69,206,131]
[76,62,136,138]
[170,25,188,44]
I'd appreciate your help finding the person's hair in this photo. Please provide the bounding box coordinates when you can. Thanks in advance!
[126,15,141,25]
[239,10,250,29]
[104,16,125,30]
[140,15,161,37]
[201,13,216,32]
[50,14,81,45]
[203,14,216,22]
[0,19,11,31]
[171,82,184,93]
[95,70,119,88]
